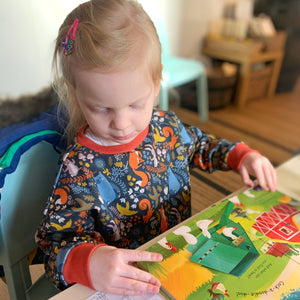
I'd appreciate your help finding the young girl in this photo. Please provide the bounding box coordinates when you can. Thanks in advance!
[36,0,277,296]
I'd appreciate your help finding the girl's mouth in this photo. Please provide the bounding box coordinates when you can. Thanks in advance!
[113,132,135,141]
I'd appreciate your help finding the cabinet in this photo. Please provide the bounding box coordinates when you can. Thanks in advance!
[202,46,284,108]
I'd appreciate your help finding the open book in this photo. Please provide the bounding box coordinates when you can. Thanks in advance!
[138,187,300,300]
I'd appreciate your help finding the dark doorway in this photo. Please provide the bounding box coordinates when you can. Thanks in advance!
[254,0,300,92]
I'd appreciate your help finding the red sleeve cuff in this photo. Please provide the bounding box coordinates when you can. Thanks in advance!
[227,143,259,171]
[63,243,106,289]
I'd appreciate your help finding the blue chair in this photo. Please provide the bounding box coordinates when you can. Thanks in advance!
[156,18,209,122]
[0,127,64,299]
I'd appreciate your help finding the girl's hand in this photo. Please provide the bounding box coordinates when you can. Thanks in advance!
[89,245,163,296]
[238,152,277,192]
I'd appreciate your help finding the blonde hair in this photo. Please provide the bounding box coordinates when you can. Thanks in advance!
[53,0,162,141]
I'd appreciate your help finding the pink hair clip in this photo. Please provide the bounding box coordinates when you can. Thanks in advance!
[62,18,79,56]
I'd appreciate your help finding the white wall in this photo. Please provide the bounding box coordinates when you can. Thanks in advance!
[179,0,226,63]
[0,0,253,99]
[0,0,84,99]
[139,0,184,57]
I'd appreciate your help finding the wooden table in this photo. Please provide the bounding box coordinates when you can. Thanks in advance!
[202,47,284,108]
[50,155,300,300]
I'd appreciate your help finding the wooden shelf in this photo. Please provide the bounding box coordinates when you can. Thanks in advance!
[202,47,284,108]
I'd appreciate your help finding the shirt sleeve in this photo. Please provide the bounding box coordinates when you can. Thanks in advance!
[62,242,106,289]
[172,112,255,172]
[35,145,104,290]
[227,143,259,170]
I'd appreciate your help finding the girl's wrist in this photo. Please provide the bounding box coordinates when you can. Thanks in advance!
[63,242,106,289]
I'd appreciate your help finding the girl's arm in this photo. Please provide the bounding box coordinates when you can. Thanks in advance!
[175,114,276,191]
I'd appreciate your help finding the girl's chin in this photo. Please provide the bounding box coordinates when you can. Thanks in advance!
[105,134,136,146]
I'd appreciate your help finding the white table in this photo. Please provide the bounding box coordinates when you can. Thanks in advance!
[50,155,300,300]
[276,154,300,201]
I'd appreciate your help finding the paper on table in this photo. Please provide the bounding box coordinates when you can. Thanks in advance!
[86,291,164,300]
[276,156,300,201]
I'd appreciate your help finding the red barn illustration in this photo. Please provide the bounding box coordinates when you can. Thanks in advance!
[253,203,300,243]
[260,240,295,257]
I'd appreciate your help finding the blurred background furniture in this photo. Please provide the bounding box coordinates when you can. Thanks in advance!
[202,42,284,108]
[155,18,209,122]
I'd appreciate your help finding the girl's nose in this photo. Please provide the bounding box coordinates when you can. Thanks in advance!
[111,111,131,130]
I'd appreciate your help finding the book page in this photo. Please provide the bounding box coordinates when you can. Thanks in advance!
[86,292,165,300]
[138,187,300,300]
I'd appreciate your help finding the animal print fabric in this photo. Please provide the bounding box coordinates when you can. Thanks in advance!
[36,109,238,289]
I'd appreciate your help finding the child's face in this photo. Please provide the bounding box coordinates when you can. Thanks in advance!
[71,63,160,146]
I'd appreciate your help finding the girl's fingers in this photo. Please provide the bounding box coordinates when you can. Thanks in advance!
[240,154,277,192]
[255,159,277,192]
[268,162,277,192]
[124,249,163,263]
[89,247,162,294]
[254,165,267,190]
[262,164,275,191]
[101,249,162,294]
[119,264,161,286]
[239,166,254,187]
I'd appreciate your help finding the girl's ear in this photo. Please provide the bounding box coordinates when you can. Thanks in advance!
[65,81,79,107]
[154,73,161,98]
[153,79,160,107]
[154,64,163,97]
[154,82,160,98]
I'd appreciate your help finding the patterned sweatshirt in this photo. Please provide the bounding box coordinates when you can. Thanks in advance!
[36,109,253,290]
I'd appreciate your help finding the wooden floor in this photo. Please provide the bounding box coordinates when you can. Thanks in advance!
[1,84,300,299]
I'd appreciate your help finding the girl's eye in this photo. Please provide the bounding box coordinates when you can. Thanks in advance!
[95,107,110,114]
[130,102,144,109]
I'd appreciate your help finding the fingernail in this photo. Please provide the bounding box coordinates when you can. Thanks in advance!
[150,285,160,294]
[149,277,160,286]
